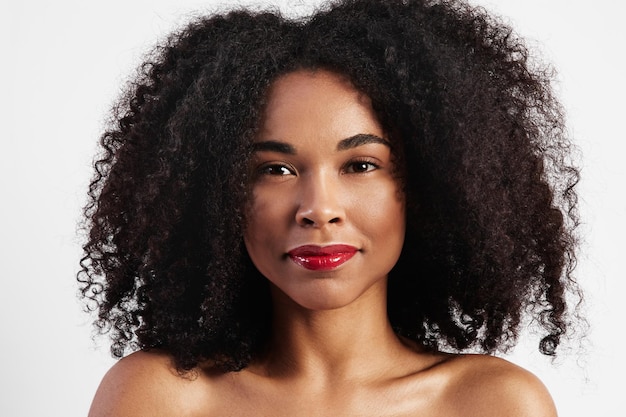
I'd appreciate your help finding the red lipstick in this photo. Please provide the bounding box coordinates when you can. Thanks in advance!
[288,245,358,271]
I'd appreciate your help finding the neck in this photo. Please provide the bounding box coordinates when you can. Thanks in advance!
[257,280,408,383]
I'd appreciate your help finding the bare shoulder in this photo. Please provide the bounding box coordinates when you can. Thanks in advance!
[438,354,557,417]
[88,350,211,417]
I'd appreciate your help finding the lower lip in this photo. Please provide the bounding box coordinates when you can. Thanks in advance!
[288,246,357,271]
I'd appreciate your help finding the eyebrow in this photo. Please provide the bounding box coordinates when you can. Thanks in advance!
[336,134,391,151]
[252,134,390,154]
[252,140,296,154]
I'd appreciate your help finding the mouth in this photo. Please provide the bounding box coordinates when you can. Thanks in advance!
[287,244,358,271]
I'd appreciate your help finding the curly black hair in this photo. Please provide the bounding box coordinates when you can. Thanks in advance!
[79,0,580,372]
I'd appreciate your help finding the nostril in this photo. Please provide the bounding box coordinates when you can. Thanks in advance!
[298,216,341,226]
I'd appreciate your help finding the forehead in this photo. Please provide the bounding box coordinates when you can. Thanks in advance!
[256,69,384,143]
[265,69,365,104]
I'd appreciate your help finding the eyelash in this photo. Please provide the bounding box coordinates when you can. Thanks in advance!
[343,158,380,174]
[256,158,380,178]
[258,163,295,176]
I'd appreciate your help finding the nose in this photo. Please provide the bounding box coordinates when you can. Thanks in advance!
[295,173,345,227]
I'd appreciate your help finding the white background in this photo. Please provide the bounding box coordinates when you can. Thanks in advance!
[1,0,624,415]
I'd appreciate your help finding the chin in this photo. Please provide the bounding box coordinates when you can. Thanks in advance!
[270,276,387,312]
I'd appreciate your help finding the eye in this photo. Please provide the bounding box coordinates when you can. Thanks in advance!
[258,163,295,176]
[344,160,379,174]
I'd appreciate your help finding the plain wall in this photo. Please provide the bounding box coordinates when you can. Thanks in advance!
[1,0,624,415]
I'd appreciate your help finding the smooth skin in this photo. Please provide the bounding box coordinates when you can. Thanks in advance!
[88,70,558,417]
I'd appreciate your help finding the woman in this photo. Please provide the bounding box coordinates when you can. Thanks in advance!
[80,0,580,415]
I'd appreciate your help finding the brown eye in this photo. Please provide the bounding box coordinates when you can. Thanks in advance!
[259,164,295,176]
[345,160,378,174]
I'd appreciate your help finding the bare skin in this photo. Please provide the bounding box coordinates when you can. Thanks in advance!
[88,70,558,417]
[89,285,558,417]
[89,337,557,416]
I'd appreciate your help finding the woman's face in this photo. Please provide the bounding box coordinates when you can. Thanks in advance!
[244,70,405,311]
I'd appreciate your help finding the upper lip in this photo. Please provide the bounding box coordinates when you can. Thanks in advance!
[287,244,358,256]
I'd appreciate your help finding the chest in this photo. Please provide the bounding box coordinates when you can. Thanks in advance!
[204,375,443,417]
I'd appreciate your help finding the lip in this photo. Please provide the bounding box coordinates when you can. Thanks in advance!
[287,244,358,271]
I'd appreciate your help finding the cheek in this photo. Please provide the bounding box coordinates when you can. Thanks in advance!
[244,198,270,246]
[355,183,406,239]
[243,215,272,278]
[377,194,406,267]
[243,190,289,260]
[379,201,406,247]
